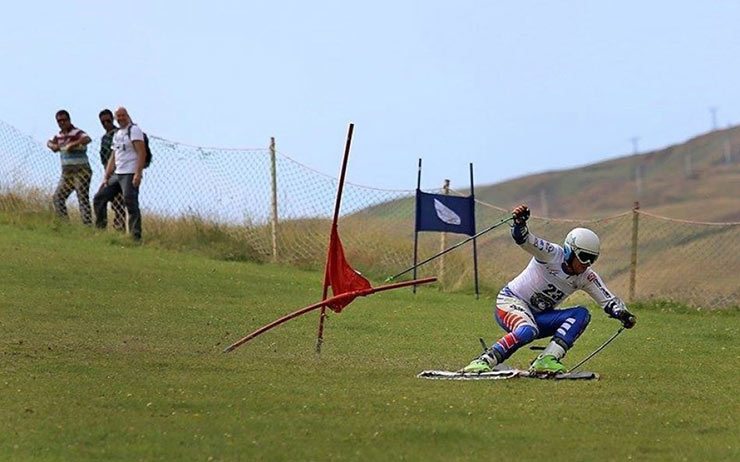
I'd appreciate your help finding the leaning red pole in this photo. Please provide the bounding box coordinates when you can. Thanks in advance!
[224,277,436,353]
[224,295,342,353]
[316,123,355,353]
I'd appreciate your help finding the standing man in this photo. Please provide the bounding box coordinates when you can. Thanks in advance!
[98,109,126,231]
[462,205,636,374]
[93,107,146,240]
[46,110,93,224]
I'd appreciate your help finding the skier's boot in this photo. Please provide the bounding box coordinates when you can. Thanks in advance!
[529,355,566,375]
[461,358,492,373]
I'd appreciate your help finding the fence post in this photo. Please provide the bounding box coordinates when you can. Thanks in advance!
[629,201,640,303]
[439,179,450,285]
[725,137,732,165]
[270,137,279,263]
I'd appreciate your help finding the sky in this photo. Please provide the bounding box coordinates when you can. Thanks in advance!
[2,1,740,191]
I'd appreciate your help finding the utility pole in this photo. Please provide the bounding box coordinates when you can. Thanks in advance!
[630,137,639,155]
[710,107,718,131]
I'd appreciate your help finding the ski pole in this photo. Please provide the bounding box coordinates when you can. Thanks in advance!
[385,215,514,283]
[569,327,625,372]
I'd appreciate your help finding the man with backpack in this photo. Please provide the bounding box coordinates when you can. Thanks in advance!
[93,106,150,240]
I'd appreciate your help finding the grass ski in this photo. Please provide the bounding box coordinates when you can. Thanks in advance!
[418,369,519,380]
[418,365,599,381]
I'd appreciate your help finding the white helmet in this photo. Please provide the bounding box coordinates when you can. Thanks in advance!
[564,228,600,265]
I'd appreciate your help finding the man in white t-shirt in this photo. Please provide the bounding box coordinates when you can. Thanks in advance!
[93,106,147,240]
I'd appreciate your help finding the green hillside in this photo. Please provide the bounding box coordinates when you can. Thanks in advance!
[1,218,738,461]
[475,126,740,221]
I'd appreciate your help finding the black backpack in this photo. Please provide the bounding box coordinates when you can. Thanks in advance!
[127,124,153,168]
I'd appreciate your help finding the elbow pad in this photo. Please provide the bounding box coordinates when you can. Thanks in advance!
[511,223,529,245]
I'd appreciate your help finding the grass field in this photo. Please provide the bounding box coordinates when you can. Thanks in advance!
[1,219,738,461]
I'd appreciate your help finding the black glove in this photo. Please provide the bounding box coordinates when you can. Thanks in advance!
[512,205,530,225]
[625,314,637,328]
[605,298,637,329]
[616,310,636,329]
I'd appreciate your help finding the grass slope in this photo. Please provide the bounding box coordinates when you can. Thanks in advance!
[1,221,738,461]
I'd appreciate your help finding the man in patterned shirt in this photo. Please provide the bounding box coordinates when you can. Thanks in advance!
[46,110,92,224]
[462,205,637,374]
[98,109,125,231]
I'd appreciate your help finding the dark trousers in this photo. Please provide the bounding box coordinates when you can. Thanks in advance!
[53,166,92,224]
[94,174,141,239]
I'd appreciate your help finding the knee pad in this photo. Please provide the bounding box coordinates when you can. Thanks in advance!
[572,306,591,326]
[513,324,538,344]
[554,306,590,348]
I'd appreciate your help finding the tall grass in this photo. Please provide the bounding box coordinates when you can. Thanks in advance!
[0,193,267,264]
[2,191,738,308]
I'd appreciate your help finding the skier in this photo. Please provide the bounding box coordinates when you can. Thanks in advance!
[463,205,636,374]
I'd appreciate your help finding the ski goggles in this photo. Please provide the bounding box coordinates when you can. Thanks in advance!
[574,248,599,265]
